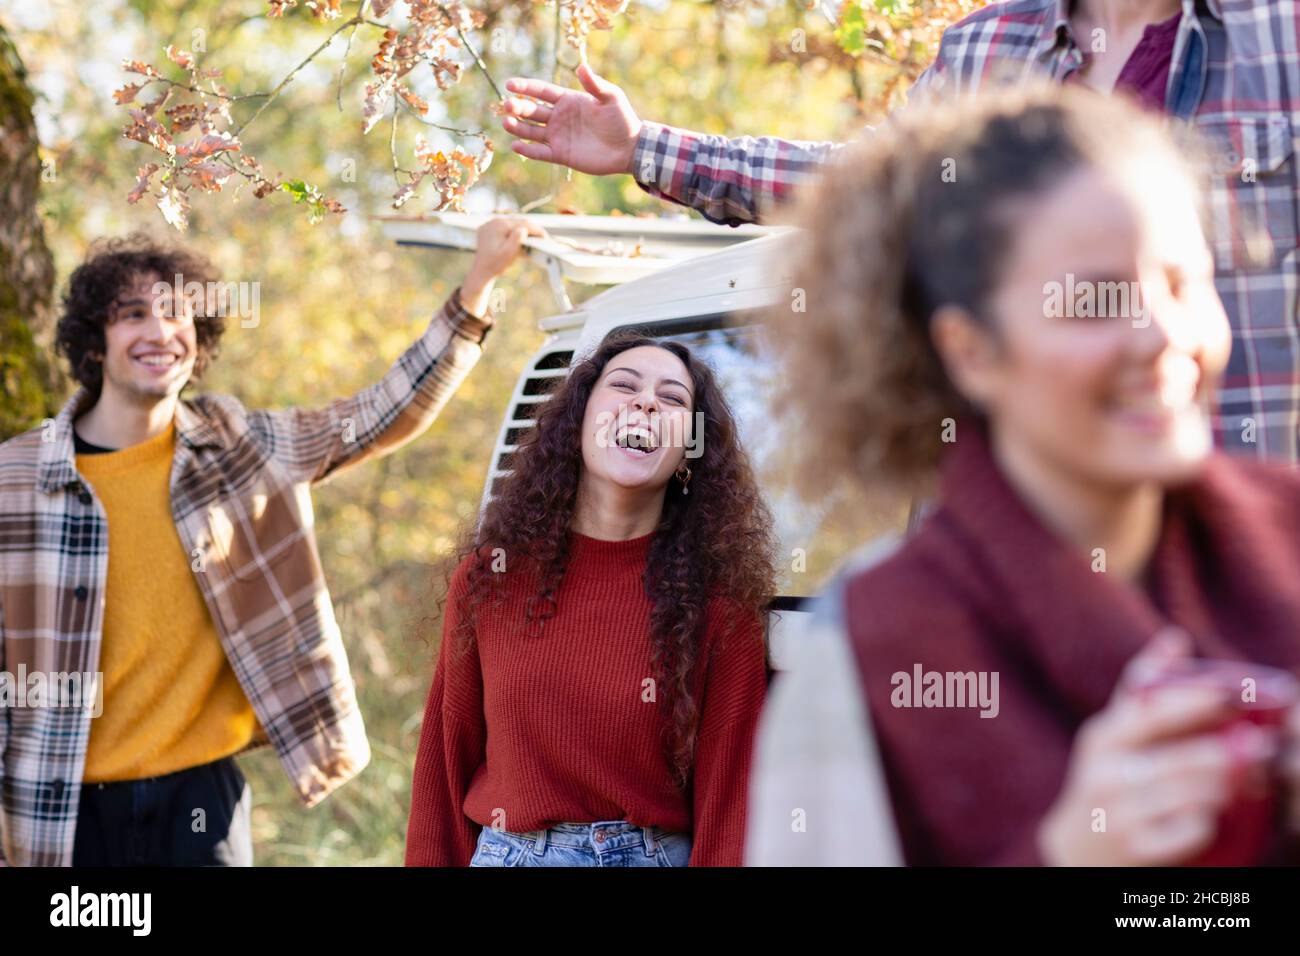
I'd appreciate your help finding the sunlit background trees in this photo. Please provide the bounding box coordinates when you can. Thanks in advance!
[0,0,982,865]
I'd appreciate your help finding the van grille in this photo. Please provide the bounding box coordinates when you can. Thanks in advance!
[486,349,574,501]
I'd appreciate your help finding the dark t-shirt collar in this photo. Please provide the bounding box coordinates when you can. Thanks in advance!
[72,427,118,455]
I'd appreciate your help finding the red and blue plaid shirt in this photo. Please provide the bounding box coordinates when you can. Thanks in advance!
[633,0,1300,461]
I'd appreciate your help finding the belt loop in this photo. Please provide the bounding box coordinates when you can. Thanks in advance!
[532,827,548,856]
[642,826,656,857]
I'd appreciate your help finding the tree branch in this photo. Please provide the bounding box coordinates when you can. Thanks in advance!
[337,0,373,111]
[137,76,267,102]
[434,1,505,101]
[234,8,379,137]
[396,93,488,138]
[391,98,403,186]
[552,0,562,83]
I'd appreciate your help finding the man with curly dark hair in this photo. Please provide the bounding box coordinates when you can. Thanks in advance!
[0,218,542,867]
[54,235,228,406]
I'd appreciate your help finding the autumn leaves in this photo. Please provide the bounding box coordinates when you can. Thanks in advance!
[112,1,629,230]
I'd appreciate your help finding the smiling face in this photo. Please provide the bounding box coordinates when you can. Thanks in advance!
[98,272,198,406]
[580,345,696,494]
[936,158,1231,489]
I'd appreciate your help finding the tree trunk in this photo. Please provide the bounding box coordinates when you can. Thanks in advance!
[0,19,58,441]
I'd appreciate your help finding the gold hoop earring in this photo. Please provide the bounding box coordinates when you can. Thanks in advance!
[675,462,692,495]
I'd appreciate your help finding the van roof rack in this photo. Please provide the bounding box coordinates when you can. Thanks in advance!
[376,212,781,311]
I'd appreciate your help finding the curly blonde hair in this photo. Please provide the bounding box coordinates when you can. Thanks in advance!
[766,84,1209,504]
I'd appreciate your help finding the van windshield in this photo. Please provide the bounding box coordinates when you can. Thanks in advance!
[654,323,910,599]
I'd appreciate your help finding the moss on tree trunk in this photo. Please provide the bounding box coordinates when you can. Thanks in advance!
[0,20,58,441]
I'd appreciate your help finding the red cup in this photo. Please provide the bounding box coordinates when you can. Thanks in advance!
[1136,659,1298,866]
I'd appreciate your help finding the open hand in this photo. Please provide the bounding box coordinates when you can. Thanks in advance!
[502,63,643,176]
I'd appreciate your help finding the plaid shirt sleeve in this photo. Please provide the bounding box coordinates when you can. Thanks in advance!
[629,60,948,227]
[246,287,492,486]
[629,122,845,227]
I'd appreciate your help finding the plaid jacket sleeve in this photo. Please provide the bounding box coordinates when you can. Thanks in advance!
[629,59,948,227]
[246,287,492,486]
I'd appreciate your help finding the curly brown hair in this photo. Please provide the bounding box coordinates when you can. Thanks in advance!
[767,84,1210,504]
[56,232,226,395]
[443,331,778,787]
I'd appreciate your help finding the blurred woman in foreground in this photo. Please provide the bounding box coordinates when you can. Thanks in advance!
[754,87,1300,866]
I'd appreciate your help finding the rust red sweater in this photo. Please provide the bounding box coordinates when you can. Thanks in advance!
[405,531,768,866]
[846,422,1300,865]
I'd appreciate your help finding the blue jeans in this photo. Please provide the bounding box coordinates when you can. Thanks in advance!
[469,821,692,867]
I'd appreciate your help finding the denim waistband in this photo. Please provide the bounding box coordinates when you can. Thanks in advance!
[504,821,679,855]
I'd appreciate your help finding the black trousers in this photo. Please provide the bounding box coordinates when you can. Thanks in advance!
[71,756,253,866]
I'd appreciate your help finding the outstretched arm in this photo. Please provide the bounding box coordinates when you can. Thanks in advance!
[501,61,948,227]
[629,121,843,227]
[502,63,840,226]
[248,217,545,486]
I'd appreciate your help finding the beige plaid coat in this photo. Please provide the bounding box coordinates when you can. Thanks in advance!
[0,289,490,865]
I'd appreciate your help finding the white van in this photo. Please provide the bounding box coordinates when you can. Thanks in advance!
[381,212,913,669]
[383,212,909,864]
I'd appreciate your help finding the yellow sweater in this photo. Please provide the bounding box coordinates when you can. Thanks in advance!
[76,422,258,782]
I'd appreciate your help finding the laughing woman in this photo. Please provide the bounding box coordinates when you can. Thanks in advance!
[405,334,777,867]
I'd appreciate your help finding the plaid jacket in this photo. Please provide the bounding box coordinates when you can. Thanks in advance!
[633,0,1300,461]
[0,289,491,866]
